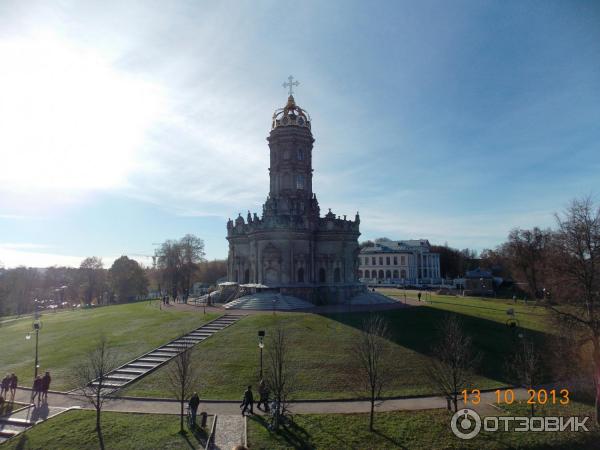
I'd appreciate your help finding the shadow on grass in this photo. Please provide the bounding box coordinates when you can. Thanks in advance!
[322,306,553,386]
[178,424,209,449]
[250,415,315,450]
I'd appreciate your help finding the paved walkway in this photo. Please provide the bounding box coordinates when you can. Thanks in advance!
[12,387,524,417]
[208,415,245,450]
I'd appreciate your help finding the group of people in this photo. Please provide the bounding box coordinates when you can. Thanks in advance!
[0,373,18,401]
[240,380,271,416]
[31,371,51,403]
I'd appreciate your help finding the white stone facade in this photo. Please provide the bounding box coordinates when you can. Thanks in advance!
[358,239,442,285]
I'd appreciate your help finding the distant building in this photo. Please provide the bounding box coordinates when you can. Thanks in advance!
[358,239,441,285]
[463,268,495,295]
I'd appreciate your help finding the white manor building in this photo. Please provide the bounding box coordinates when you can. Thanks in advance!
[358,239,442,285]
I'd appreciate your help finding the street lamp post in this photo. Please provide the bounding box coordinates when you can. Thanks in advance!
[26,300,42,380]
[258,330,265,380]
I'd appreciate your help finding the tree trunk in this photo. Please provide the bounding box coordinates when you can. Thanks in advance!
[96,408,104,450]
[370,399,374,431]
[180,398,184,432]
[452,393,458,413]
[594,340,600,426]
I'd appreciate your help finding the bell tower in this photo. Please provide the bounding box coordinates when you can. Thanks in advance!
[264,80,317,219]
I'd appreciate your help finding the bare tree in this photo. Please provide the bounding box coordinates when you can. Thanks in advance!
[353,315,392,431]
[167,343,199,433]
[426,315,477,412]
[264,327,296,431]
[506,336,543,417]
[73,336,120,450]
[545,197,600,423]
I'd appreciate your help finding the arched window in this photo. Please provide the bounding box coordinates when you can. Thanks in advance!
[358,270,363,278]
[244,269,250,284]
[385,270,391,279]
[364,270,370,279]
[334,268,341,282]
[378,270,384,279]
[393,270,399,279]
[297,268,305,283]
[400,269,407,279]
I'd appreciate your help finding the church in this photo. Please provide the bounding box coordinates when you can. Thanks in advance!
[226,82,364,303]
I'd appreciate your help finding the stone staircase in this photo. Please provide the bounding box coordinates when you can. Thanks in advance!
[223,292,313,310]
[0,404,68,444]
[89,314,245,391]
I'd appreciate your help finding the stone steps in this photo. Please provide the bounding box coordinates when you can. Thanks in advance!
[224,293,313,310]
[0,405,67,444]
[86,314,245,392]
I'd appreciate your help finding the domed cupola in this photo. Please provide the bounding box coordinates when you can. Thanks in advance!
[272,76,311,130]
[272,95,311,130]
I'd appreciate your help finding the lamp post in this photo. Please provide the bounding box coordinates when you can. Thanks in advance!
[26,299,42,380]
[258,330,265,380]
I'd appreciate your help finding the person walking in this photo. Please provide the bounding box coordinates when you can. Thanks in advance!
[32,376,42,403]
[0,374,9,399]
[42,371,51,401]
[417,292,422,302]
[258,380,270,412]
[188,392,200,427]
[9,374,17,401]
[240,385,254,416]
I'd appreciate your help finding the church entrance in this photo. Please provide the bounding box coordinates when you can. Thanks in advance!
[265,268,278,285]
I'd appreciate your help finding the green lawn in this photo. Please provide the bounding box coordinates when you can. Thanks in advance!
[124,295,551,399]
[379,288,550,332]
[0,302,219,390]
[2,410,211,450]
[247,401,599,449]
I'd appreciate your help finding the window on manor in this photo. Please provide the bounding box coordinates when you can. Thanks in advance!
[296,174,305,190]
[319,268,326,283]
[386,256,390,265]
[393,256,398,265]
[297,149,303,160]
[401,255,406,265]
[379,257,383,265]
[372,257,376,265]
[334,268,341,283]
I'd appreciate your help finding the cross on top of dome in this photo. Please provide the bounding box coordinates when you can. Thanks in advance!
[282,75,300,96]
[272,76,311,130]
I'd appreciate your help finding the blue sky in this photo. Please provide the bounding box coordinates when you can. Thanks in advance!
[0,0,599,267]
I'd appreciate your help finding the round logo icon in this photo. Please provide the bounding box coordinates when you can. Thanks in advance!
[450,408,482,440]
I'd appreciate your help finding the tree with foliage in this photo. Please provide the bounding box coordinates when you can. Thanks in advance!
[196,259,227,285]
[79,257,106,305]
[430,245,478,279]
[179,234,205,299]
[155,235,205,300]
[503,227,551,299]
[353,315,392,431]
[108,256,149,303]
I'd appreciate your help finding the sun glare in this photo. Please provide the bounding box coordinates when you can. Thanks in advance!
[0,35,164,191]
